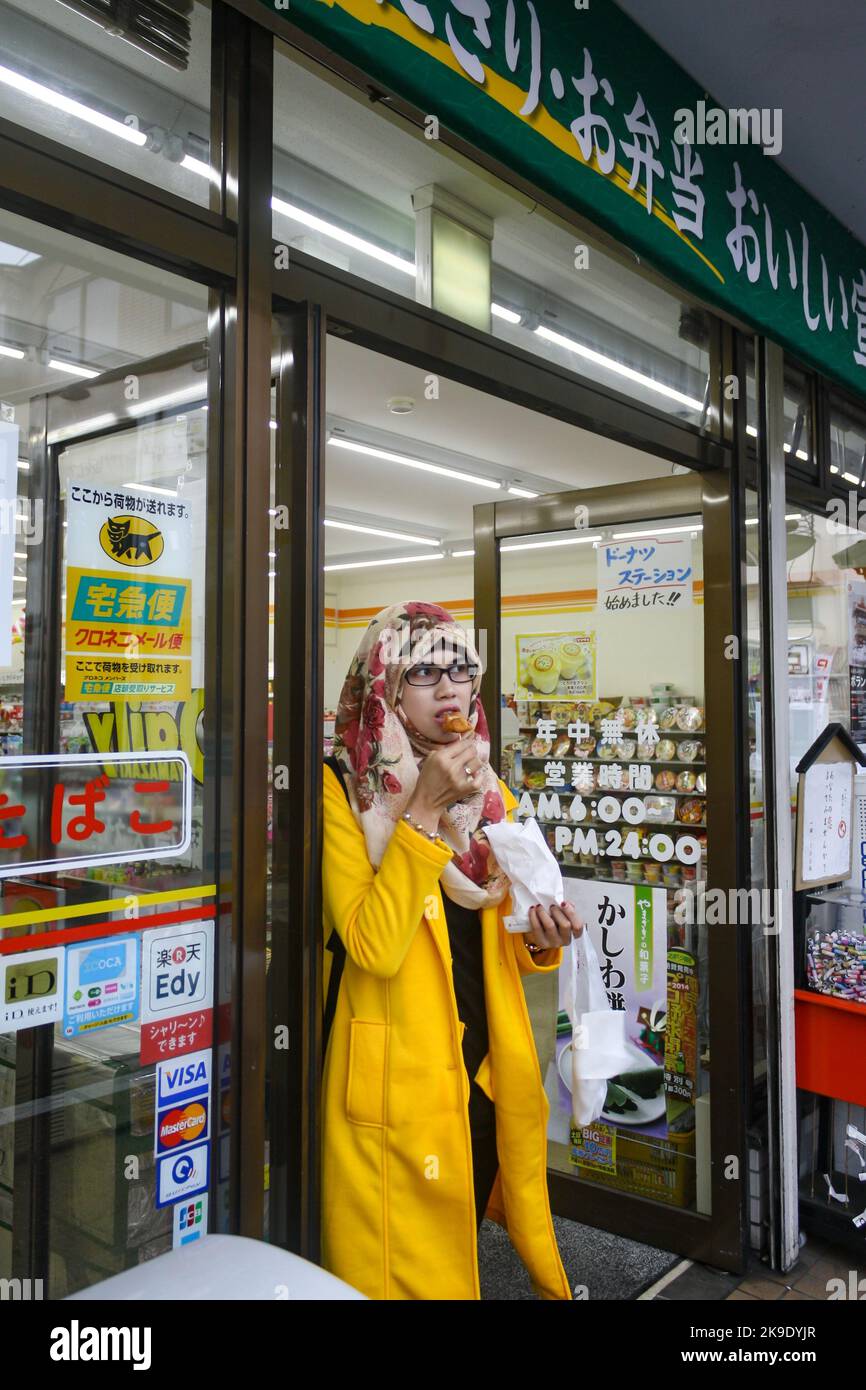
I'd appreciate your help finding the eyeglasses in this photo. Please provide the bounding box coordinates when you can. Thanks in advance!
[404,661,479,687]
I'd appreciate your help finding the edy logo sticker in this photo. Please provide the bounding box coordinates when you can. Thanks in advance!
[99,515,164,567]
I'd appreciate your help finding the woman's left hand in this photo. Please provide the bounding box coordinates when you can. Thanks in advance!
[525,900,585,951]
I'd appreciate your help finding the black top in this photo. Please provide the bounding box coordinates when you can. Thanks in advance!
[442,894,489,1084]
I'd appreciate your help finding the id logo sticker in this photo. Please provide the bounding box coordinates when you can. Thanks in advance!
[1,948,65,1032]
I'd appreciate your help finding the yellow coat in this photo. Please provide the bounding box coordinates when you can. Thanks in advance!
[320,764,572,1301]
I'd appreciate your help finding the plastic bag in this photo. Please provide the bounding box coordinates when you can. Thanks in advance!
[564,925,633,1127]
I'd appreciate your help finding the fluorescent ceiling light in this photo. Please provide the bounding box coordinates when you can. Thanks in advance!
[501,534,602,552]
[0,63,148,146]
[746,424,758,437]
[830,465,839,474]
[611,523,702,539]
[329,436,501,490]
[127,385,206,417]
[269,419,277,430]
[48,412,117,444]
[324,517,440,547]
[181,155,214,181]
[49,358,99,380]
[451,549,475,558]
[14,551,25,559]
[0,343,25,360]
[13,575,25,583]
[324,553,445,573]
[535,324,704,413]
[843,471,862,485]
[508,486,539,498]
[123,482,178,497]
[17,460,29,471]
[491,302,522,325]
[272,197,416,277]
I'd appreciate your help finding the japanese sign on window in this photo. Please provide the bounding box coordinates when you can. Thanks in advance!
[597,534,694,615]
[0,751,191,877]
[800,761,853,886]
[64,481,193,702]
[515,631,595,701]
[62,934,141,1037]
[1,946,65,1033]
[547,880,670,1141]
[140,919,214,1065]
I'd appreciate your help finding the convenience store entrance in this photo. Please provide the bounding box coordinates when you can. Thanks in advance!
[472,469,748,1271]
[296,313,750,1279]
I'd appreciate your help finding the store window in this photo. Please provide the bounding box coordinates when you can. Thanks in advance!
[0,210,219,1295]
[273,41,713,430]
[0,0,214,208]
[501,507,710,1213]
[744,344,816,475]
[829,394,866,488]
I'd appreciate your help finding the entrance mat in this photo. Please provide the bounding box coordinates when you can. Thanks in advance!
[478,1214,680,1300]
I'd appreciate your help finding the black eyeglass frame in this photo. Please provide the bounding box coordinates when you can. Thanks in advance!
[403,661,480,687]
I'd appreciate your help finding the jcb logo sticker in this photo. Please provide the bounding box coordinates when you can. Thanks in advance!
[99,514,164,567]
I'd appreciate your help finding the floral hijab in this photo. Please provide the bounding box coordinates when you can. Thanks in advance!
[332,601,510,910]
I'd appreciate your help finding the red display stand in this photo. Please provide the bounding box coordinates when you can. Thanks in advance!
[794,989,866,1107]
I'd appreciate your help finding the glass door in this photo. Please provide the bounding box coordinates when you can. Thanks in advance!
[475,470,747,1270]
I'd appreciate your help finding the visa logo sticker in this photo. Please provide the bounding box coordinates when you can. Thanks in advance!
[157,1048,211,1105]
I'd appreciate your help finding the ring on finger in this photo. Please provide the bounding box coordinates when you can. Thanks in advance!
[463,764,474,780]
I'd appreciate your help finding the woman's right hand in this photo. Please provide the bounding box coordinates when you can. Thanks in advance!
[405,737,482,833]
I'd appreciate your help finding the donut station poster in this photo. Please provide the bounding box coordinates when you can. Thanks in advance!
[515,632,596,701]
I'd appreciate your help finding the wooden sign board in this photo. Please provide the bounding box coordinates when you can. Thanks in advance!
[794,727,863,890]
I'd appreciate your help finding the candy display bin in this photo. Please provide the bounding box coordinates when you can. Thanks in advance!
[803,889,866,1004]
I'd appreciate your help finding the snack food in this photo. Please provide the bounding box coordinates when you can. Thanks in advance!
[615,740,637,760]
[678,798,705,825]
[530,736,553,756]
[696,772,707,794]
[654,770,676,791]
[679,740,703,762]
[619,707,638,730]
[551,734,571,757]
[656,738,677,762]
[659,706,679,730]
[442,712,473,735]
[676,770,697,792]
[677,705,703,731]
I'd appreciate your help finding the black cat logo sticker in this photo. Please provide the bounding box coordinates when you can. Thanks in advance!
[99,515,165,567]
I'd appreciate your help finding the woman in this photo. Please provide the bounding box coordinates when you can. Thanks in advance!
[321,601,584,1300]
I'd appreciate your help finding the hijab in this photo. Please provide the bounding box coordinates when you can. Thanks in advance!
[331,601,509,909]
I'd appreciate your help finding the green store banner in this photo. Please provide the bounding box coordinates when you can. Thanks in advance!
[262,0,866,400]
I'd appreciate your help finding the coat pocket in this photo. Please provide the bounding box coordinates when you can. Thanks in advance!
[346,1018,389,1127]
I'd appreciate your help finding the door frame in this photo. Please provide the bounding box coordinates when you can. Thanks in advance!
[475,471,749,1271]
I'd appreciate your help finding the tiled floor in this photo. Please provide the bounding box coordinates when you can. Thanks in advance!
[646,1233,866,1301]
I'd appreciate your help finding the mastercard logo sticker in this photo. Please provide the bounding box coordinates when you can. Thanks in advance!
[157,1101,208,1151]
